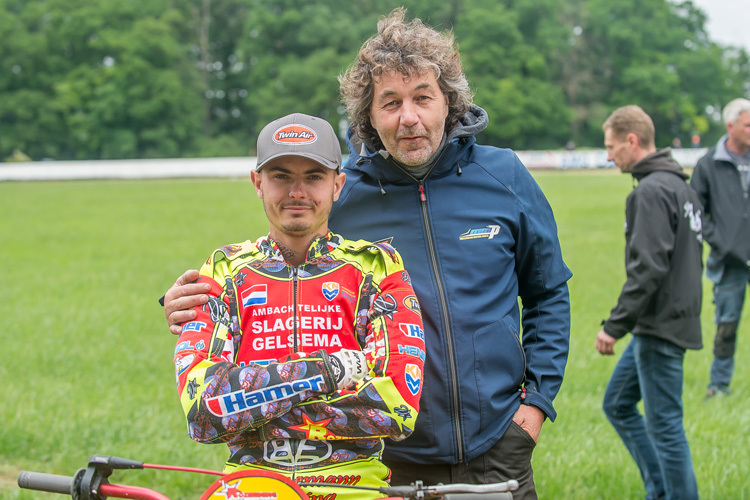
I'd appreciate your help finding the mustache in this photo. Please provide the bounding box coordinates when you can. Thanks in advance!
[396,126,427,139]
[281,202,314,209]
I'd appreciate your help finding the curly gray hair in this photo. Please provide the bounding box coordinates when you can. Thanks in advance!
[338,8,473,150]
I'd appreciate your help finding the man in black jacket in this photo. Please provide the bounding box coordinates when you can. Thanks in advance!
[690,97,750,399]
[596,105,703,500]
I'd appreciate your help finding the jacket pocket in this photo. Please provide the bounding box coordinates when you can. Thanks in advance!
[472,316,525,434]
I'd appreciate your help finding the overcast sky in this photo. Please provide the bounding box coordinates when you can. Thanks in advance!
[689,0,750,52]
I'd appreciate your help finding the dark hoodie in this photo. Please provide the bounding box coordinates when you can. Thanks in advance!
[603,149,704,349]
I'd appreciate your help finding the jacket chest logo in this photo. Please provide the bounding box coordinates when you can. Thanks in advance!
[459,224,501,240]
[683,201,703,243]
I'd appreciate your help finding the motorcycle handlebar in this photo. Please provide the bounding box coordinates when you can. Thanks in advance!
[18,471,74,495]
[18,470,171,500]
[442,494,513,500]
[19,458,518,500]
[381,479,518,500]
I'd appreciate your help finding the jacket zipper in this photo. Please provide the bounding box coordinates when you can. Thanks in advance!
[225,277,242,362]
[387,153,465,462]
[418,179,464,463]
[250,265,309,475]
[292,267,299,352]
[291,267,300,478]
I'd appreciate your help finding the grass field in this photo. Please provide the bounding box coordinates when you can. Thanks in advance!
[1,170,748,499]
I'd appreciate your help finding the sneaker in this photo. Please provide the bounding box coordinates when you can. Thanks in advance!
[705,384,731,399]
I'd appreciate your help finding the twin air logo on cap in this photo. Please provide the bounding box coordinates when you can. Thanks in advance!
[321,282,339,301]
[273,124,317,145]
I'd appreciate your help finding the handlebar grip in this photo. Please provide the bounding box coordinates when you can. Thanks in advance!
[443,494,513,500]
[18,471,73,495]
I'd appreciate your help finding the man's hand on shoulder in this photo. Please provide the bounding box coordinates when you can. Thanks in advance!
[164,269,210,335]
[512,404,544,443]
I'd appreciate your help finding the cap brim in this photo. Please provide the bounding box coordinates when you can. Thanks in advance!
[254,152,340,172]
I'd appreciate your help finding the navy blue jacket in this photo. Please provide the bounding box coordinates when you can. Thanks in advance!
[328,106,572,464]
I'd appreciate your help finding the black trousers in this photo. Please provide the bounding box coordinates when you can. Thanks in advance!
[384,421,538,499]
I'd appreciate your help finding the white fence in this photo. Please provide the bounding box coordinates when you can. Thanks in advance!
[0,157,256,181]
[0,149,707,182]
[517,148,706,170]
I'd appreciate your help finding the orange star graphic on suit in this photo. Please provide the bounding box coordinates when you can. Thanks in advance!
[289,414,334,439]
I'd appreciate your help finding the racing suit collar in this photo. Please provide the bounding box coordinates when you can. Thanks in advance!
[257,232,344,263]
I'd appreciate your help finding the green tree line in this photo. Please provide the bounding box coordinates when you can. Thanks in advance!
[1,0,748,161]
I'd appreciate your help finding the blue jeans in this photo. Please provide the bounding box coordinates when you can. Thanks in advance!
[602,335,698,500]
[706,258,750,387]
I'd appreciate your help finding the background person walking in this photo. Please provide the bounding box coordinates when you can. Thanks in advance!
[690,98,750,398]
[596,105,703,500]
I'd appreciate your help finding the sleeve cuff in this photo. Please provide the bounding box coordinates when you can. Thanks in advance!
[523,389,556,422]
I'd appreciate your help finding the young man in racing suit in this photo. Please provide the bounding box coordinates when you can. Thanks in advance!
[174,113,424,499]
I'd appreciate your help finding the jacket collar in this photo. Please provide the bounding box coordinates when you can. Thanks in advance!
[713,134,739,165]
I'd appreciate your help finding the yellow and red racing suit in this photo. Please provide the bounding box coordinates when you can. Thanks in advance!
[175,232,425,499]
